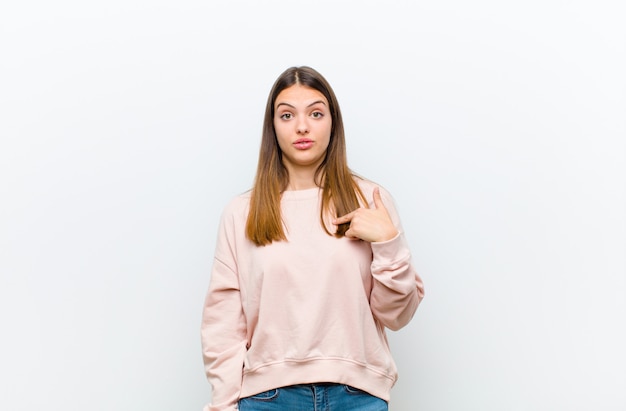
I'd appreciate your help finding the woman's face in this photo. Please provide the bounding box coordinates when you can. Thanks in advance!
[273,84,332,177]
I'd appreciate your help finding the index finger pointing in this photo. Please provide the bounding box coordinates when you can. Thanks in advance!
[333,210,356,225]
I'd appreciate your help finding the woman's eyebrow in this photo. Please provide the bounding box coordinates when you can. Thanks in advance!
[275,102,295,109]
[306,100,327,107]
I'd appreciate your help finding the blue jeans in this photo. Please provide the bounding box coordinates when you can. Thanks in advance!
[238,383,388,411]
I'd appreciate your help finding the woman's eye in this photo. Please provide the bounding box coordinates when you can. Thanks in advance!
[280,113,292,120]
[311,111,324,118]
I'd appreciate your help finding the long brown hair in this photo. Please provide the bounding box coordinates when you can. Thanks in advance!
[246,66,366,246]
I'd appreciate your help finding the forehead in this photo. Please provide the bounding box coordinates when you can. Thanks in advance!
[274,84,328,107]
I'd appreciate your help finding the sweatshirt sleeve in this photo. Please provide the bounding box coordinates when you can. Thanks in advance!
[368,188,425,331]
[201,205,247,411]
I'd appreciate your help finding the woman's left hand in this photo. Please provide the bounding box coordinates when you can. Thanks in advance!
[333,187,399,243]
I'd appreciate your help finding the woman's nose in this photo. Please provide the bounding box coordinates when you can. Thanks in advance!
[296,118,309,134]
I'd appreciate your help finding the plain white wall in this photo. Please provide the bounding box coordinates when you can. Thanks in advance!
[1,1,624,410]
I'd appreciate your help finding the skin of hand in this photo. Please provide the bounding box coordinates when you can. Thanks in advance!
[333,187,399,242]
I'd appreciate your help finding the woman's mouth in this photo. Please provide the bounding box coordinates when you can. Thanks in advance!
[293,139,314,150]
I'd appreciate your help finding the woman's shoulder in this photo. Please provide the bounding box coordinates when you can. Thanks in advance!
[352,175,403,223]
[219,189,252,219]
[353,174,393,198]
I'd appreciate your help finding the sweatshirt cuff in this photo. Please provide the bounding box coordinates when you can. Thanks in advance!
[370,232,411,265]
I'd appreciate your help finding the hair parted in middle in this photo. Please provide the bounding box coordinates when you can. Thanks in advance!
[245,66,366,246]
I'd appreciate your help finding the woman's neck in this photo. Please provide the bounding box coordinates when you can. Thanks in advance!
[285,168,322,191]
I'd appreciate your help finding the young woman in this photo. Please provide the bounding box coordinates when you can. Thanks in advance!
[201,66,425,411]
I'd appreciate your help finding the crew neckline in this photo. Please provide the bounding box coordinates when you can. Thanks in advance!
[281,186,321,200]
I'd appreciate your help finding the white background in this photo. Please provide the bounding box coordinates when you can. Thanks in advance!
[1,1,624,410]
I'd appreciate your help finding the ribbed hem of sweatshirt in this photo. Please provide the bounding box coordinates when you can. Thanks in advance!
[240,358,396,402]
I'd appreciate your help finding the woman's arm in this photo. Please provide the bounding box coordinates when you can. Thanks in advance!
[333,186,425,330]
[201,210,247,411]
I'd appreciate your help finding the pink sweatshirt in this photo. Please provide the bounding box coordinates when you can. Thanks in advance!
[201,178,424,411]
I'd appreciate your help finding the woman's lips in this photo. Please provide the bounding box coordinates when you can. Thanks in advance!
[293,139,313,150]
